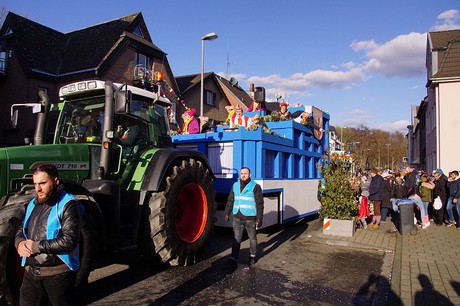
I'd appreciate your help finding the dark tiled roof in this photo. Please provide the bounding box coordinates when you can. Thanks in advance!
[176,73,252,108]
[1,12,68,75]
[214,75,252,108]
[175,72,212,94]
[60,15,138,73]
[1,11,164,75]
[432,36,460,79]
[429,29,460,51]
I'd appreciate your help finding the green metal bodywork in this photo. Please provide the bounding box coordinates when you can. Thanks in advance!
[0,144,92,197]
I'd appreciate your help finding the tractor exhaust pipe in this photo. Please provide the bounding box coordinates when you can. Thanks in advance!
[98,81,114,179]
[33,90,51,145]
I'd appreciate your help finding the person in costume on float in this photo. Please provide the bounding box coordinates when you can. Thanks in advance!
[181,108,199,134]
[247,99,266,112]
[230,105,252,128]
[278,101,291,119]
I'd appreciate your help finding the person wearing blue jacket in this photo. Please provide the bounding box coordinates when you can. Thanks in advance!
[15,164,82,306]
[224,167,264,267]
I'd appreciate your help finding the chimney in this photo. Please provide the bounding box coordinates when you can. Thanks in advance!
[249,83,255,99]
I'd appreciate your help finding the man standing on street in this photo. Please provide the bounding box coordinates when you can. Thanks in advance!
[433,169,448,226]
[224,167,264,267]
[368,168,384,230]
[446,170,460,227]
[15,164,82,306]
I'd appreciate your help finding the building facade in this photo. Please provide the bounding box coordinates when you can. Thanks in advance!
[424,29,460,172]
[0,12,179,146]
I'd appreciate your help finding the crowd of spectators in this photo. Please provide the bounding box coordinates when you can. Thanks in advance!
[356,166,460,230]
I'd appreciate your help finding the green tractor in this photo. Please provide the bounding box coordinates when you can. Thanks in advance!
[0,80,215,304]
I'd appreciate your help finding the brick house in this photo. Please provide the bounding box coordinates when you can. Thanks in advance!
[0,11,179,146]
[175,72,253,127]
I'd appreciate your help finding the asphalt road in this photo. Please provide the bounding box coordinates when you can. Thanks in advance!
[79,217,393,305]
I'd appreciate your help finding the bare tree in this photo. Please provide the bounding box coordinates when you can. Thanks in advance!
[336,125,408,172]
[0,5,6,25]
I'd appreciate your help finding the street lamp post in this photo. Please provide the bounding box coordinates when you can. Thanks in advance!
[340,126,347,152]
[200,32,218,117]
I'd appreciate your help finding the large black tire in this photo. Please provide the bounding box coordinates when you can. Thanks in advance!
[146,158,215,266]
[0,193,97,305]
[0,205,26,306]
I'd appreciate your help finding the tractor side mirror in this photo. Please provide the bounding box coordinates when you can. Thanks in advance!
[11,108,18,128]
[10,103,43,128]
[115,90,132,114]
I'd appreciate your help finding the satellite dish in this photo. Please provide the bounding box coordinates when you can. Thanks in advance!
[229,77,238,86]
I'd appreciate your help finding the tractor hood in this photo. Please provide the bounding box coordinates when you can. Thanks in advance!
[0,144,94,197]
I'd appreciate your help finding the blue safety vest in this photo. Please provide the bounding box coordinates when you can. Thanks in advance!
[21,192,81,271]
[232,180,257,216]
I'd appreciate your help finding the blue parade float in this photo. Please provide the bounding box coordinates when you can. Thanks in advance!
[172,108,330,228]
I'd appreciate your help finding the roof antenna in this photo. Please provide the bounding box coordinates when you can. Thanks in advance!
[226,40,232,78]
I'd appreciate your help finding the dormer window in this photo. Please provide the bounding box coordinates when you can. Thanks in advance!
[3,27,13,36]
[133,25,144,38]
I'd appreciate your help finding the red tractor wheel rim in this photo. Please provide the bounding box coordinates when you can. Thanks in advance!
[174,182,208,243]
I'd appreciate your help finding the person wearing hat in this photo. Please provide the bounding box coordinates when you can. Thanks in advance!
[247,100,266,112]
[278,101,291,119]
[230,105,252,128]
[181,108,199,134]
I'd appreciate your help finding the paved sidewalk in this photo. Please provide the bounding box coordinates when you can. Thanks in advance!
[313,219,460,305]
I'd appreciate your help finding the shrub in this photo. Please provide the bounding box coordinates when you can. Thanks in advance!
[318,157,357,220]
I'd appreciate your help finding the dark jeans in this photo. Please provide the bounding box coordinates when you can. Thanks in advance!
[435,198,447,224]
[381,207,390,222]
[20,270,76,306]
[231,218,257,260]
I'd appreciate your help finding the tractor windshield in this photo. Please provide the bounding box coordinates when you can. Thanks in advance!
[56,98,105,144]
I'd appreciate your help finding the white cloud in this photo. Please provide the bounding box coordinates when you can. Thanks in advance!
[216,72,247,81]
[378,120,410,134]
[335,108,373,128]
[432,9,460,31]
[245,67,367,99]
[351,32,426,77]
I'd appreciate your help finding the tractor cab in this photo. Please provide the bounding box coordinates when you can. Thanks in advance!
[55,80,172,183]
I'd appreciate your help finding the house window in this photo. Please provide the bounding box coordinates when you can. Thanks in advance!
[133,26,144,38]
[135,52,152,69]
[204,90,217,107]
[0,51,7,75]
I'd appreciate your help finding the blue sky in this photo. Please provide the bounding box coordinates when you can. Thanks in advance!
[2,1,459,133]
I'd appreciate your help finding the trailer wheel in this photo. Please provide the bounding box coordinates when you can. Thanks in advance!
[0,199,95,305]
[147,158,215,266]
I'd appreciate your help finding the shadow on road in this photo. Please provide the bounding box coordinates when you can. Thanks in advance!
[79,249,168,305]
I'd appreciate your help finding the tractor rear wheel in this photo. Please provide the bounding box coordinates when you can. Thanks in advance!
[147,158,215,266]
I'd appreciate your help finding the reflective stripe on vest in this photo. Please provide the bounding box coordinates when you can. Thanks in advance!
[232,180,257,216]
[22,191,81,271]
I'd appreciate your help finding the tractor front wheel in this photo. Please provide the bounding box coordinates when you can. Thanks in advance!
[146,158,215,266]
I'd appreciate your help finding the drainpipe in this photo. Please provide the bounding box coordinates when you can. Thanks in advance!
[33,90,51,145]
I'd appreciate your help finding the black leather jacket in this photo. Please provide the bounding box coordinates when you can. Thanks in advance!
[15,184,81,268]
